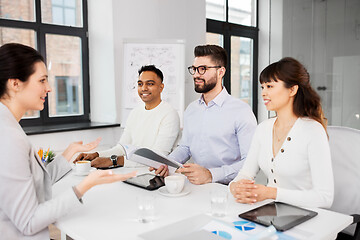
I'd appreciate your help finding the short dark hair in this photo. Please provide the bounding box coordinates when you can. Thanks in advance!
[0,43,44,98]
[138,65,164,82]
[194,45,227,68]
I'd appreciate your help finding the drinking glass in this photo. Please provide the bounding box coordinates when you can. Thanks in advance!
[210,189,228,217]
[137,196,155,223]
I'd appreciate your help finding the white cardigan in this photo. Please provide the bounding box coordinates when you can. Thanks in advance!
[232,117,334,208]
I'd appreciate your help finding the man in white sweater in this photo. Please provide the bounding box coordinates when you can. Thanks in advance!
[75,65,180,168]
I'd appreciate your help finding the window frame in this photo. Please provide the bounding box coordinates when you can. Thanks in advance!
[206,0,259,117]
[0,0,90,127]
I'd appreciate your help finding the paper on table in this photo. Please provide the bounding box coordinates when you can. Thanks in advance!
[202,219,300,240]
[201,219,251,239]
[121,145,182,172]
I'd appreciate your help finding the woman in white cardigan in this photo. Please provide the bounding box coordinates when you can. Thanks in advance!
[230,57,334,208]
[0,43,136,239]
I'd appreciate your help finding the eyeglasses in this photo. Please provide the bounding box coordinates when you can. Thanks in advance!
[187,65,221,75]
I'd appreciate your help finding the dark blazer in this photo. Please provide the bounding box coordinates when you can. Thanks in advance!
[0,102,82,239]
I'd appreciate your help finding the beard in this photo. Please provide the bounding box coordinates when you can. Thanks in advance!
[194,75,217,93]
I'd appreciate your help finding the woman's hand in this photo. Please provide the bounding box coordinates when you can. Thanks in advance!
[230,179,277,204]
[76,170,137,196]
[62,137,102,161]
[230,179,258,204]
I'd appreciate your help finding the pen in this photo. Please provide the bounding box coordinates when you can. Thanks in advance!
[44,148,50,162]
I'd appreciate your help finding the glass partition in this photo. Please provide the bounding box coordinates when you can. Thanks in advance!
[270,0,360,129]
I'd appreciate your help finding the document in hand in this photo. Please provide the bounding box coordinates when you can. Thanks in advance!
[122,145,182,171]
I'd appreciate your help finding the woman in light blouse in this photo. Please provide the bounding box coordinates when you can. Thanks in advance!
[0,43,136,239]
[230,57,334,208]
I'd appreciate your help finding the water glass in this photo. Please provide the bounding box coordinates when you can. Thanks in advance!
[137,196,155,223]
[210,189,228,217]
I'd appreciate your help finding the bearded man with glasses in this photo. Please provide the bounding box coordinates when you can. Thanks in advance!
[152,45,257,185]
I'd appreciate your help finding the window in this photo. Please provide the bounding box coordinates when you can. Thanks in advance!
[0,0,89,126]
[42,0,82,27]
[55,76,80,115]
[206,0,258,116]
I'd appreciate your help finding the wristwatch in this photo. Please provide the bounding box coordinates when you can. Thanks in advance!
[110,155,117,166]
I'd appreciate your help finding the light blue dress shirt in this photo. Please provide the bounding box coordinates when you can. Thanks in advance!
[169,88,257,184]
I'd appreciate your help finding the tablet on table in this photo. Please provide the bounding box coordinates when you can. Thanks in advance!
[124,173,165,190]
[238,202,318,231]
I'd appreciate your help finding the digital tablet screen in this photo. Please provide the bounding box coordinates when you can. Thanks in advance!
[124,173,165,191]
[96,165,122,170]
[238,202,318,231]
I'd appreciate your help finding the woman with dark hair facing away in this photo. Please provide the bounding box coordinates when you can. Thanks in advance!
[0,43,136,239]
[230,57,333,208]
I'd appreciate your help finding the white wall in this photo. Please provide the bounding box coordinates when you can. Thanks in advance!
[111,0,205,124]
[28,0,206,152]
[257,0,271,123]
[87,0,117,124]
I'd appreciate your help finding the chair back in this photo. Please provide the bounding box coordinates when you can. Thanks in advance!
[328,126,360,236]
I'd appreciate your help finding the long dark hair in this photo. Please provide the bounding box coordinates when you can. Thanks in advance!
[260,57,327,131]
[0,43,44,98]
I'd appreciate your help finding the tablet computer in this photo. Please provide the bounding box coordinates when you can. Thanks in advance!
[96,165,122,170]
[238,202,318,231]
[124,173,165,191]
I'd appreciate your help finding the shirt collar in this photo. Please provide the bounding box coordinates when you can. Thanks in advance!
[198,87,229,107]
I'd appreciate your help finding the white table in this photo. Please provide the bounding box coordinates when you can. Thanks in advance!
[53,167,352,240]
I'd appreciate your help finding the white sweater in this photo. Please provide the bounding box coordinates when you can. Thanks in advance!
[98,101,180,167]
[232,117,334,208]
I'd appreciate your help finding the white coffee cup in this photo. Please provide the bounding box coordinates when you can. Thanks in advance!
[76,160,91,173]
[165,174,186,194]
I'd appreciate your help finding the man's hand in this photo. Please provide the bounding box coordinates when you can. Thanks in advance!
[230,179,277,204]
[177,163,212,185]
[90,156,124,168]
[74,152,99,163]
[149,165,169,177]
[90,157,112,168]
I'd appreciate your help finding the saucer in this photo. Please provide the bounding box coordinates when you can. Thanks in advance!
[158,186,190,197]
[73,167,96,176]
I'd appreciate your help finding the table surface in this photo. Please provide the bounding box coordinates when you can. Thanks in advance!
[53,167,352,240]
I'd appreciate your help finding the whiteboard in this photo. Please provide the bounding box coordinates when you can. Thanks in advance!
[122,39,185,126]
